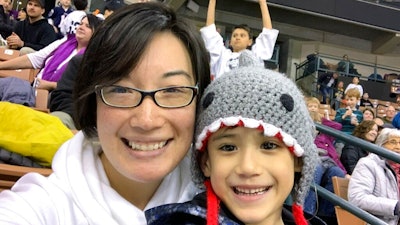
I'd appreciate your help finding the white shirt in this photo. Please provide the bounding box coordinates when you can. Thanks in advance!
[200,24,279,79]
[0,132,198,225]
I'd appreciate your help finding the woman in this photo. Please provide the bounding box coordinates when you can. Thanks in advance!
[348,128,400,225]
[0,14,102,91]
[362,107,375,121]
[341,120,378,175]
[0,3,211,224]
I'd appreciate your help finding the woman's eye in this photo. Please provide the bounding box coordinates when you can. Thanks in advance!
[261,141,278,150]
[109,86,128,94]
[219,144,236,152]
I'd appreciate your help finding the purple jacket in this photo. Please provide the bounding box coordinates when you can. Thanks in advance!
[314,118,347,174]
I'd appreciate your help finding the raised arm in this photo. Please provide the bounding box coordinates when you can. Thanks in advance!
[259,0,272,29]
[205,0,216,26]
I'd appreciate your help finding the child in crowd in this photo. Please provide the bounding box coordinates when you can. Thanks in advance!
[306,96,322,123]
[200,0,278,80]
[332,80,344,110]
[344,76,363,106]
[48,0,73,37]
[145,51,322,225]
[360,92,372,108]
[305,96,347,224]
[334,88,363,135]
[59,0,88,36]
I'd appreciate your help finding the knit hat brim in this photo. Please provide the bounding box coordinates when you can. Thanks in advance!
[195,116,304,157]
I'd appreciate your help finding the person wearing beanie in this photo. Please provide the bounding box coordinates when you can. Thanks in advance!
[145,51,323,225]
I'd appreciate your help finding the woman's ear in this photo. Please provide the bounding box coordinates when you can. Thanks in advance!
[294,157,303,172]
[200,151,211,177]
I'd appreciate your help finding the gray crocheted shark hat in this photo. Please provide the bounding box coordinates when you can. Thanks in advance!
[192,50,318,224]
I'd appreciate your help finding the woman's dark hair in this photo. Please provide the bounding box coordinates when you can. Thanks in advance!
[84,14,103,32]
[352,120,376,140]
[74,2,211,138]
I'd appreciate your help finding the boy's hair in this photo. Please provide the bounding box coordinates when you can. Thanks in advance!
[232,24,253,39]
[73,0,87,10]
[306,96,320,107]
[192,50,318,225]
[345,87,360,99]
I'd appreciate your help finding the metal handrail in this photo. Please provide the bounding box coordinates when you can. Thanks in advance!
[316,123,400,163]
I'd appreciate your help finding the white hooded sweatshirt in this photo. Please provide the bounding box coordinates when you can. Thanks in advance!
[0,131,198,225]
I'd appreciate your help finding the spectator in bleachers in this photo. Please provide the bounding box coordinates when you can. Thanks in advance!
[318,71,338,105]
[348,128,400,225]
[17,7,27,21]
[6,0,57,55]
[360,92,372,108]
[304,100,347,224]
[345,76,363,106]
[303,51,328,77]
[59,0,88,36]
[337,54,360,76]
[332,80,344,111]
[0,14,102,91]
[391,112,400,129]
[340,120,378,175]
[306,96,322,123]
[382,105,397,124]
[49,54,81,130]
[0,0,14,40]
[362,108,375,121]
[103,0,126,19]
[200,0,278,80]
[335,88,363,135]
[47,0,73,38]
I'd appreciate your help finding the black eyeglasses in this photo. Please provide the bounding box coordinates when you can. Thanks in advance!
[95,85,198,108]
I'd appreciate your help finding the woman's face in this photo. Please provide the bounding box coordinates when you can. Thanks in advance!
[97,32,196,185]
[383,135,400,154]
[364,124,378,142]
[363,110,374,121]
[75,17,94,46]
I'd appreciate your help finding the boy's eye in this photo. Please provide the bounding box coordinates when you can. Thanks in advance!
[261,141,278,150]
[219,144,236,152]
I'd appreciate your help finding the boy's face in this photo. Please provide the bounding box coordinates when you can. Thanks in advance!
[202,126,295,224]
[61,0,71,7]
[307,103,319,113]
[230,28,252,52]
[345,95,358,108]
[352,77,359,84]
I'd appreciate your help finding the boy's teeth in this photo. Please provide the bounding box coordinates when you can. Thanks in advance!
[234,187,267,195]
[128,141,167,151]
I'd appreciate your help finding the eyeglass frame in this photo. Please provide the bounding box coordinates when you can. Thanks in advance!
[94,84,199,109]
[385,139,400,146]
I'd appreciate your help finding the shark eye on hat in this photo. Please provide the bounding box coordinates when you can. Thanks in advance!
[202,92,214,109]
[280,93,294,112]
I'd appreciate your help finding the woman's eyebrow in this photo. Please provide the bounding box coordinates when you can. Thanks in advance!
[163,70,193,80]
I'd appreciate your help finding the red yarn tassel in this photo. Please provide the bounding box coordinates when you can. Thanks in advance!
[292,203,308,225]
[205,180,220,225]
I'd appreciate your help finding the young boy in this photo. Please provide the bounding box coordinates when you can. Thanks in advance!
[145,51,322,225]
[47,0,73,37]
[334,88,363,135]
[200,0,278,80]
